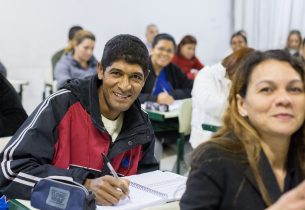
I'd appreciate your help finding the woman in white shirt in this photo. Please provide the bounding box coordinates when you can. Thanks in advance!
[190,48,254,148]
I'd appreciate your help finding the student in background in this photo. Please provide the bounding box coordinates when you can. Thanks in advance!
[190,48,254,149]
[139,33,193,105]
[284,30,302,57]
[0,61,7,77]
[300,38,305,63]
[180,50,305,210]
[236,29,247,38]
[0,34,158,205]
[144,24,159,51]
[54,30,97,89]
[230,32,248,52]
[172,35,204,80]
[51,25,83,71]
[0,73,27,137]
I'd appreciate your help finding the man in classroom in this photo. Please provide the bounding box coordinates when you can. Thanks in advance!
[0,34,158,206]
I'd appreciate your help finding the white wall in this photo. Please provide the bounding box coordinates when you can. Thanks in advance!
[0,0,232,113]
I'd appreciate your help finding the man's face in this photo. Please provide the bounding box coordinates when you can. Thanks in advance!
[97,60,145,120]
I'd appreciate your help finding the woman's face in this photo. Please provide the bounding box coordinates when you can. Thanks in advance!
[151,40,175,68]
[237,59,305,141]
[180,43,196,60]
[74,38,95,62]
[288,34,301,50]
[231,35,247,52]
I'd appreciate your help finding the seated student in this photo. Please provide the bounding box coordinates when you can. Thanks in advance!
[51,25,83,71]
[223,31,248,57]
[180,50,305,210]
[139,33,193,105]
[0,74,27,137]
[54,30,97,89]
[284,30,302,57]
[144,24,159,51]
[230,32,248,52]
[301,38,305,63]
[0,34,158,205]
[190,48,254,149]
[0,60,7,77]
[172,35,204,80]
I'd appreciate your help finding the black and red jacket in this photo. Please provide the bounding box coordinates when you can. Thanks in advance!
[0,75,158,199]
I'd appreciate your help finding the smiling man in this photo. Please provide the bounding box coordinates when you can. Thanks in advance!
[0,34,158,205]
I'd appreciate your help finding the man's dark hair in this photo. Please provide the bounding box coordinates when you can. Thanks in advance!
[101,34,149,77]
[152,33,176,49]
[68,25,83,40]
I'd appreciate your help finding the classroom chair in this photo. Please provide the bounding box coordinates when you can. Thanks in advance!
[42,68,57,100]
[175,99,192,175]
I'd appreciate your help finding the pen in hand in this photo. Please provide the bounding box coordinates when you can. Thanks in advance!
[102,153,130,200]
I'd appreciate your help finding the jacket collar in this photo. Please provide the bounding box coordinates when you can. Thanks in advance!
[244,141,299,204]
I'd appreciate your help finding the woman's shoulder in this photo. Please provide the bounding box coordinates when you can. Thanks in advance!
[192,137,247,167]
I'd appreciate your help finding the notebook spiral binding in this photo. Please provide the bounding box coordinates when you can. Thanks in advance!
[130,182,168,199]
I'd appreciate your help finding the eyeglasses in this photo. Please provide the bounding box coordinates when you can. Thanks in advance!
[155,47,174,54]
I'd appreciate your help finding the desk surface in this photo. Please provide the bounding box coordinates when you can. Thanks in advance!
[9,79,29,86]
[10,199,179,210]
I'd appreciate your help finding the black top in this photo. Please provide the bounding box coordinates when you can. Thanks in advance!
[139,58,193,103]
[0,74,27,137]
[180,135,303,210]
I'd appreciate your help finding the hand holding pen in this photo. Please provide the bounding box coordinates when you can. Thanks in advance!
[83,154,130,205]
[102,153,130,200]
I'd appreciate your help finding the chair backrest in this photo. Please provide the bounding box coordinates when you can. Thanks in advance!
[178,99,192,135]
[0,137,11,152]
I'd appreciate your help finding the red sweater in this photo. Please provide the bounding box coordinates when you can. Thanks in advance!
[172,54,204,80]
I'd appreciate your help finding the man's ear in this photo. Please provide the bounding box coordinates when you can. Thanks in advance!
[97,63,103,80]
[143,69,150,84]
[236,94,248,117]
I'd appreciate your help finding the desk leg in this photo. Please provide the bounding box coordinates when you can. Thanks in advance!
[18,84,23,102]
[176,133,185,174]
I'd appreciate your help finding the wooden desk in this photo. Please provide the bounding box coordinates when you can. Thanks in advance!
[9,79,29,102]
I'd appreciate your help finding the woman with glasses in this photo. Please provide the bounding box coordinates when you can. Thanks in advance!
[139,33,193,105]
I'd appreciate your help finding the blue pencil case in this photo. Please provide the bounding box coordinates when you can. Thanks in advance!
[31,176,96,210]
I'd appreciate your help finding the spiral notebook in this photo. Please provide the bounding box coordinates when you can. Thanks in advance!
[96,181,167,210]
[96,170,186,210]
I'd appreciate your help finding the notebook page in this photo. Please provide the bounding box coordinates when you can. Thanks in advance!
[126,170,187,202]
[96,182,167,210]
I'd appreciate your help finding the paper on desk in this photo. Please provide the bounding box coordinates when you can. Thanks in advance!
[96,181,167,210]
[126,170,187,202]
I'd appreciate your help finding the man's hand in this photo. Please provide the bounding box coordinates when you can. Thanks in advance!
[157,92,174,105]
[84,175,130,206]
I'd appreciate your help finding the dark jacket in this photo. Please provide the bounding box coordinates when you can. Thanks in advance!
[0,74,27,137]
[0,75,158,199]
[180,136,302,210]
[139,58,193,103]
